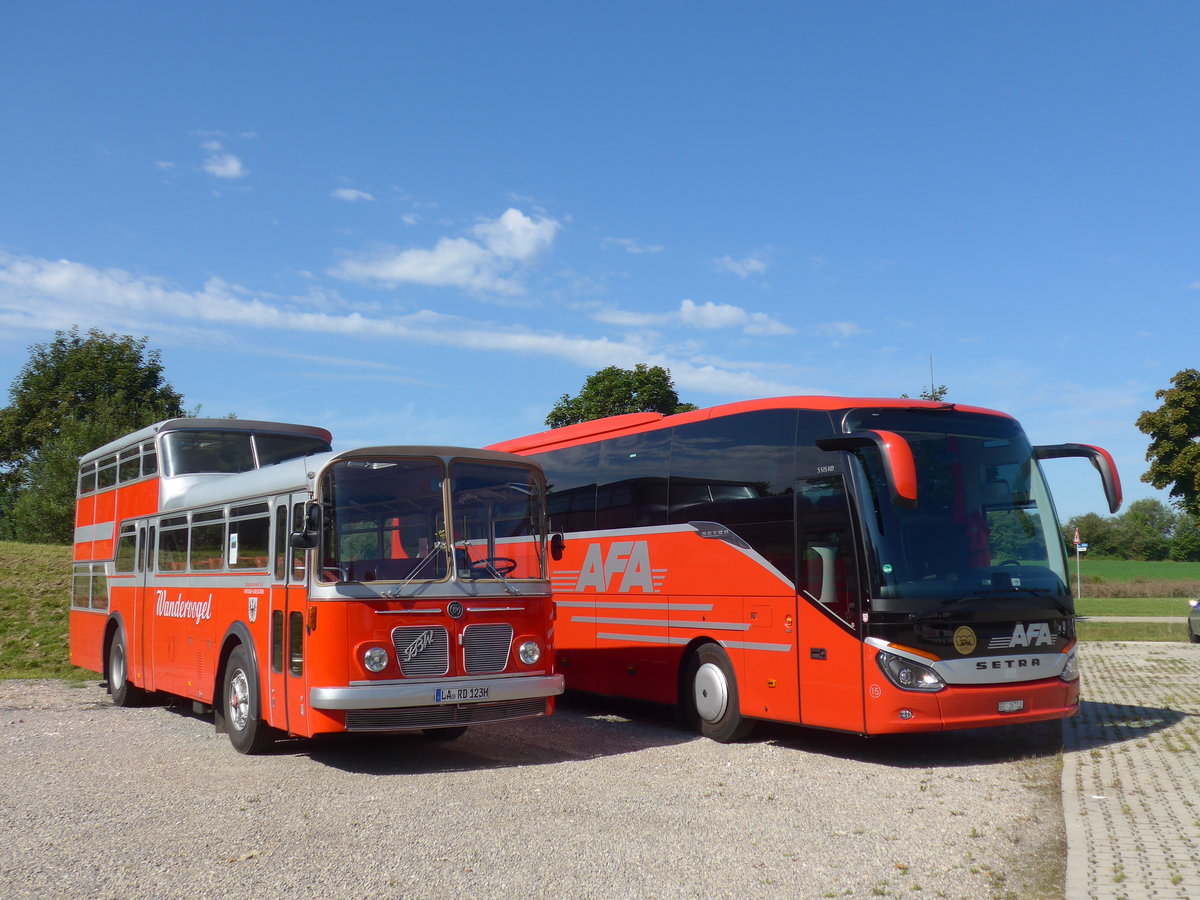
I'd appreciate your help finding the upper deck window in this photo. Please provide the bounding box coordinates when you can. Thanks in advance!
[160,430,332,476]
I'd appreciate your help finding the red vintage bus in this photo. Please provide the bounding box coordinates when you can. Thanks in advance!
[72,419,563,753]
[489,396,1121,741]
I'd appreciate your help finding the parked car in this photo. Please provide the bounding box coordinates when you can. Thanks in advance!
[1189,599,1199,643]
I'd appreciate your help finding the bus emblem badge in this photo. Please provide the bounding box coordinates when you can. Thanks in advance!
[447,601,464,619]
[953,626,977,655]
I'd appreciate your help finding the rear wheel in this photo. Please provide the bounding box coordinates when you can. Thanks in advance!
[682,643,755,743]
[108,628,145,708]
[224,645,272,755]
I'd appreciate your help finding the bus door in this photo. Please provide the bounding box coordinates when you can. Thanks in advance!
[795,474,865,732]
[268,498,309,735]
[134,523,156,692]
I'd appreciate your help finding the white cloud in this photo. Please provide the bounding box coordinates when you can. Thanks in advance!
[332,188,375,202]
[714,254,768,278]
[329,208,560,294]
[596,298,792,336]
[200,140,247,179]
[0,252,803,402]
[603,237,664,255]
[817,321,867,340]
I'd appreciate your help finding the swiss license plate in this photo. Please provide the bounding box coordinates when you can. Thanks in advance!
[435,685,490,704]
[998,699,1025,713]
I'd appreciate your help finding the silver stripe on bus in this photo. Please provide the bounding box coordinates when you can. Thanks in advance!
[716,640,793,653]
[594,632,792,653]
[73,522,114,543]
[556,600,714,611]
[576,616,750,632]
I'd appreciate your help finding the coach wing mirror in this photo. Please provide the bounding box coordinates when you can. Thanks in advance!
[1033,443,1123,514]
[816,430,918,509]
[290,502,323,550]
[550,532,565,561]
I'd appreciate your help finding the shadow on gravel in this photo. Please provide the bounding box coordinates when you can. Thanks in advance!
[1062,699,1189,752]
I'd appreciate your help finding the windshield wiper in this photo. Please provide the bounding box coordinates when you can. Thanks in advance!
[958,587,1073,616]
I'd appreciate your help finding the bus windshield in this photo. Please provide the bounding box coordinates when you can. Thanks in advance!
[320,457,545,584]
[843,409,1071,610]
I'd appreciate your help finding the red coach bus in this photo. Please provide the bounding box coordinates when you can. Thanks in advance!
[72,419,563,753]
[488,397,1120,741]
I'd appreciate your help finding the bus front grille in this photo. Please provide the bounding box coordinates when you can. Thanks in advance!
[391,626,449,677]
[462,624,514,674]
[344,698,547,732]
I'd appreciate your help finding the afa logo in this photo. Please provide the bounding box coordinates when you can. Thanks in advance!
[574,541,657,593]
[988,622,1056,650]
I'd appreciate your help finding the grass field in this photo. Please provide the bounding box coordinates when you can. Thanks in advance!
[1,541,1196,682]
[0,541,86,680]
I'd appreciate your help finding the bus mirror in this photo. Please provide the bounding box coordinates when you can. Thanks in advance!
[817,430,918,509]
[550,532,565,561]
[289,502,322,550]
[1033,443,1123,514]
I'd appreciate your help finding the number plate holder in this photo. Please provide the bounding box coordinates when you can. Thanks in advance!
[434,685,490,704]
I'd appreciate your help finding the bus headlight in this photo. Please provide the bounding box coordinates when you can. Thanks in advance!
[518,640,541,665]
[876,651,945,692]
[363,646,390,673]
[1060,649,1080,682]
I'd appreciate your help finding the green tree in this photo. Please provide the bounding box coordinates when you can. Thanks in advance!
[0,328,186,543]
[1136,368,1200,518]
[1061,512,1117,558]
[1110,498,1176,561]
[901,384,949,401]
[1169,513,1200,562]
[545,364,697,428]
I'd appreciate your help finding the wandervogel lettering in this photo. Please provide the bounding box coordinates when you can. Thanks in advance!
[155,592,213,625]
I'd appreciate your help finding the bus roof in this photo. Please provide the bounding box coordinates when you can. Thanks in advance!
[80,418,333,464]
[487,395,1010,455]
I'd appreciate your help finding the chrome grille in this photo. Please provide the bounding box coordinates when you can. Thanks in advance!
[345,698,547,732]
[391,626,449,677]
[463,624,513,674]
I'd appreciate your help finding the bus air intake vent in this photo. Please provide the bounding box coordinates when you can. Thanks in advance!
[345,698,547,732]
[463,624,514,674]
[391,626,450,677]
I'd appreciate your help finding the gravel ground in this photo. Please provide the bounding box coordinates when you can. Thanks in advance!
[0,679,1064,900]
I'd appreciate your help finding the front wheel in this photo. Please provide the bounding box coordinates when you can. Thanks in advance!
[682,643,755,743]
[108,627,145,708]
[224,645,273,755]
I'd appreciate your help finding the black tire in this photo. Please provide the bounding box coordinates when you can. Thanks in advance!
[682,643,755,743]
[224,645,272,755]
[422,726,468,741]
[108,627,145,708]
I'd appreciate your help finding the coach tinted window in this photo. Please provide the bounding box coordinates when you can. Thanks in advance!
[669,410,798,576]
[596,430,671,530]
[537,443,600,534]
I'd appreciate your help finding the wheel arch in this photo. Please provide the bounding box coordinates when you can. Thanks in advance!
[101,612,129,685]
[214,621,259,734]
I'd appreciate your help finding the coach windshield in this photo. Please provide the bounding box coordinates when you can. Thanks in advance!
[449,460,546,582]
[842,409,1072,611]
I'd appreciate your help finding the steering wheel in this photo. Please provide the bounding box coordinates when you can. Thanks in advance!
[467,557,518,578]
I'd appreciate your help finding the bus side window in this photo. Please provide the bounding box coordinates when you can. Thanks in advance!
[291,503,307,581]
[271,610,285,674]
[273,506,288,580]
[288,611,304,677]
[796,476,859,628]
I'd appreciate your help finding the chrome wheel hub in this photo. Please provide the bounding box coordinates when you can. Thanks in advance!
[693,662,728,723]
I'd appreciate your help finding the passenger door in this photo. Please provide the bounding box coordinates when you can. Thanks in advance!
[795,474,866,732]
[268,499,308,734]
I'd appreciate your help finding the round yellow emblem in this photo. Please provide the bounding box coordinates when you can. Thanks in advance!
[953,626,977,655]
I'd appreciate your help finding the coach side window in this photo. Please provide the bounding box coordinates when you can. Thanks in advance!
[669,410,799,578]
[538,444,600,534]
[596,431,671,530]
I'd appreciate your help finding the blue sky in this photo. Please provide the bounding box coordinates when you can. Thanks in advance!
[1,2,1196,523]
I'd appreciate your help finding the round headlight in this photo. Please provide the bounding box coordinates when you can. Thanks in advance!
[518,640,541,665]
[363,646,389,673]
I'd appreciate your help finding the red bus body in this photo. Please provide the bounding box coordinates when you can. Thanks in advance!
[71,419,562,753]
[489,396,1121,739]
